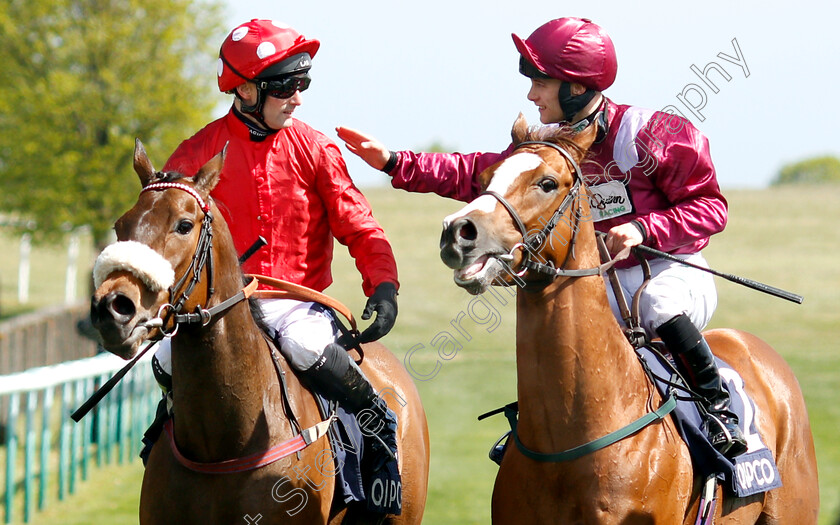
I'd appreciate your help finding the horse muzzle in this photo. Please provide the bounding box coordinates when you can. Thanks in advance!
[440,216,511,294]
[440,216,480,270]
[90,276,160,359]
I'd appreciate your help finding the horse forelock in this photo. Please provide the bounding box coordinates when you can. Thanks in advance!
[155,170,187,183]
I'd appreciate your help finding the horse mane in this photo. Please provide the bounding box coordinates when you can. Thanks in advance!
[523,124,586,161]
[247,293,271,335]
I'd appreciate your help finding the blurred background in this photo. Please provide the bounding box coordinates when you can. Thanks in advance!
[0,1,837,523]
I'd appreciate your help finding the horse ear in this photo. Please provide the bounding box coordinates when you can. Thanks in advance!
[133,139,157,188]
[511,113,528,146]
[193,142,227,196]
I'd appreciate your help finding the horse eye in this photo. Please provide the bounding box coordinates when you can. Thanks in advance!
[538,178,558,193]
[175,219,194,235]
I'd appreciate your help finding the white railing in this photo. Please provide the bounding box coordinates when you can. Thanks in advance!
[0,351,157,523]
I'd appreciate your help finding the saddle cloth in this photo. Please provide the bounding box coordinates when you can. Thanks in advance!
[637,346,783,497]
[312,394,402,515]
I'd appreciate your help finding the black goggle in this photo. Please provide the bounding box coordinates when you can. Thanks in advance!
[260,74,311,99]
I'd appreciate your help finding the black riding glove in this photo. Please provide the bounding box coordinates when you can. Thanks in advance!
[357,282,398,344]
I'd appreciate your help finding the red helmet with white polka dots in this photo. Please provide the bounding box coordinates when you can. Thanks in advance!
[217,19,320,92]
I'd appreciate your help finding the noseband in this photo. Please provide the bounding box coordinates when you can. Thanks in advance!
[481,141,602,280]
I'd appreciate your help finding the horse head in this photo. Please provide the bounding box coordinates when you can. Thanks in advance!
[90,140,232,359]
[440,114,598,294]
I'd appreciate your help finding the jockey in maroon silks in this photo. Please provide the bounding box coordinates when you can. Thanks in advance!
[338,17,747,459]
[146,19,400,469]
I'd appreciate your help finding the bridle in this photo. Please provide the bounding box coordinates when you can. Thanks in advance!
[139,181,218,334]
[135,180,338,473]
[480,140,607,281]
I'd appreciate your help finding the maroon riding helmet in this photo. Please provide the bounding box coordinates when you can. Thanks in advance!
[512,18,617,122]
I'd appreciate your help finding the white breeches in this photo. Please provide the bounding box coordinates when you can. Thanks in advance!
[603,252,717,335]
[153,298,338,376]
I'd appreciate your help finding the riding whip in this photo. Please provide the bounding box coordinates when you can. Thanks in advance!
[73,236,270,422]
[71,340,158,422]
[630,244,804,304]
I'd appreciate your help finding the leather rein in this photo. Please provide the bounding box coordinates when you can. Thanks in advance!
[476,141,677,461]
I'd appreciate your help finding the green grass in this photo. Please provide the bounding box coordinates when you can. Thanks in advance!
[2,185,838,524]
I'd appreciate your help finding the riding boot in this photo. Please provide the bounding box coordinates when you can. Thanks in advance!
[657,314,748,459]
[140,394,170,465]
[302,343,398,471]
[489,430,511,466]
[140,347,174,465]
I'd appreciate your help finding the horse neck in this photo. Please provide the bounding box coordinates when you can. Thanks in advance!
[170,273,290,461]
[514,225,651,450]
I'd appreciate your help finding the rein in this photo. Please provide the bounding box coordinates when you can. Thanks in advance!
[75,181,344,471]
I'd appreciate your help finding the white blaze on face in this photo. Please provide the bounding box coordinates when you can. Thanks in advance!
[93,241,175,292]
[442,152,542,229]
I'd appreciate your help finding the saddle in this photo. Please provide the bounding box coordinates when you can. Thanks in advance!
[600,239,782,497]
[636,344,782,497]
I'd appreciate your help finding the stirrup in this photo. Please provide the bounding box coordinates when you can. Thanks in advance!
[362,401,399,471]
[705,413,748,458]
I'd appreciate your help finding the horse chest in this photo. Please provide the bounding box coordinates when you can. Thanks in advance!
[140,443,335,524]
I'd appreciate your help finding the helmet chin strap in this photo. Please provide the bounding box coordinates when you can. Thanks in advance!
[234,90,280,140]
[558,82,598,124]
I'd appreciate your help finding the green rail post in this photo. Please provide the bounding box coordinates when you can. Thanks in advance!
[96,373,107,468]
[4,392,19,525]
[23,391,36,522]
[38,388,53,511]
[58,385,70,501]
[107,374,119,464]
[69,380,82,495]
[81,378,91,481]
[119,378,129,465]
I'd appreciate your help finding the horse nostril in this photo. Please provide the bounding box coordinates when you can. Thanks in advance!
[110,293,136,318]
[93,292,137,324]
[457,220,478,241]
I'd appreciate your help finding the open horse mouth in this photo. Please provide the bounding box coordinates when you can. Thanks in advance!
[441,213,514,295]
[451,253,509,295]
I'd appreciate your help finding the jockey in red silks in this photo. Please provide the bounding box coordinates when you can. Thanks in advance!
[146,19,400,469]
[338,17,747,459]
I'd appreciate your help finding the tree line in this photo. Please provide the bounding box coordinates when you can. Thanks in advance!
[0,2,836,253]
[0,0,226,249]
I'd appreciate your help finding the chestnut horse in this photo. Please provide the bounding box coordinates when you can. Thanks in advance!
[90,142,429,524]
[439,115,818,523]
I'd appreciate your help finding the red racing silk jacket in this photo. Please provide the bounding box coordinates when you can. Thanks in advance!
[388,98,727,257]
[163,109,398,296]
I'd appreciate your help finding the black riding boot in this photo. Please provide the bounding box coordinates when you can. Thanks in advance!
[302,343,398,470]
[139,352,174,465]
[657,314,748,459]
